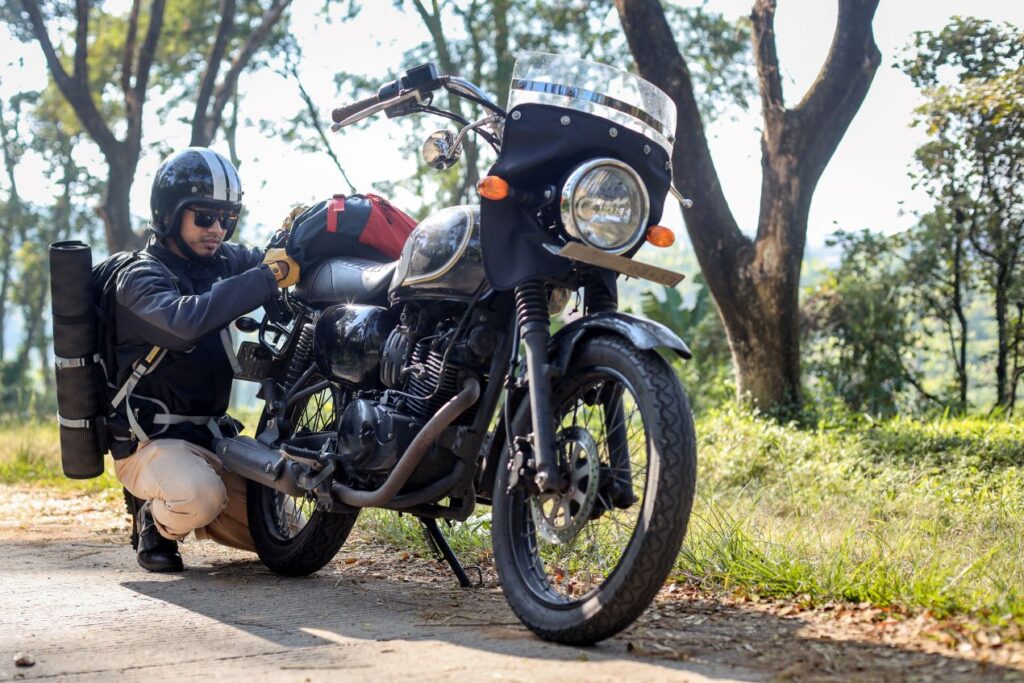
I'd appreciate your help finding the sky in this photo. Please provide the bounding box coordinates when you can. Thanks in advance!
[2,0,1024,259]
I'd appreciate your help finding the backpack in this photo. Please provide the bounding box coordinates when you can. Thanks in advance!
[286,193,417,270]
[91,251,170,448]
[92,251,142,397]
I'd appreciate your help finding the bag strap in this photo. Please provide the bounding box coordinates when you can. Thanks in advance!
[111,345,166,442]
[326,195,346,234]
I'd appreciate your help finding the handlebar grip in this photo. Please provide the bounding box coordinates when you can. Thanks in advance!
[331,93,383,123]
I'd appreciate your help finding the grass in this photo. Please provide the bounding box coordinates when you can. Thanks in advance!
[681,408,1024,625]
[5,409,1024,627]
[0,419,119,492]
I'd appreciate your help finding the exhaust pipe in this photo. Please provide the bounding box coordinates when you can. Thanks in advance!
[212,435,307,497]
[213,376,481,506]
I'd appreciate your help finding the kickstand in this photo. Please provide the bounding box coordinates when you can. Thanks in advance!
[418,516,471,588]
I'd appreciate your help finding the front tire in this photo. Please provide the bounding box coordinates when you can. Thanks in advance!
[248,379,358,577]
[491,335,697,644]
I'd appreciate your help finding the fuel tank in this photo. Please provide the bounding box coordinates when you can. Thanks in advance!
[389,205,487,303]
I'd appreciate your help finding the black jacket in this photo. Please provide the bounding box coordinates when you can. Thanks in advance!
[109,240,277,458]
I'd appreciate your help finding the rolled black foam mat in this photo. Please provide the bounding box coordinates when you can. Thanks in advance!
[50,241,104,479]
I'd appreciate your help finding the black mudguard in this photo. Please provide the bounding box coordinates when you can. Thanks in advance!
[549,312,691,373]
[475,311,690,502]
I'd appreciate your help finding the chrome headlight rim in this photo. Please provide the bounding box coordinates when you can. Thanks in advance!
[559,157,650,255]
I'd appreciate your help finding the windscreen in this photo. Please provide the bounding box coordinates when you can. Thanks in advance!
[507,52,677,154]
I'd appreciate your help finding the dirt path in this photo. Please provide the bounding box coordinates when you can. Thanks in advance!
[1,485,1022,682]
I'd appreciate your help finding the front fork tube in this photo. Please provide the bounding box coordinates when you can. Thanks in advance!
[600,383,638,508]
[515,282,565,493]
[585,280,635,506]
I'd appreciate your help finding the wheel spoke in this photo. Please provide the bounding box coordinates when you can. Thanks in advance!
[515,366,651,603]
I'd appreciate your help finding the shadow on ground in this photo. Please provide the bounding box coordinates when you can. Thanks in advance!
[119,552,1023,683]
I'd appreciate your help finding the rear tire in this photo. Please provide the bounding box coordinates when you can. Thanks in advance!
[248,379,358,577]
[491,335,696,644]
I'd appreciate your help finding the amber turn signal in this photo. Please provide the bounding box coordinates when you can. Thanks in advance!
[477,175,510,200]
[646,225,675,247]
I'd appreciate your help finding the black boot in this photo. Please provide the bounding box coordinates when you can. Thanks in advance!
[135,500,184,572]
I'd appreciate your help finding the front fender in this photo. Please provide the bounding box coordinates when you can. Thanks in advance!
[550,312,691,376]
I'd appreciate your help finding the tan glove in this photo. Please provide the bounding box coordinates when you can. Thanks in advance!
[263,248,300,288]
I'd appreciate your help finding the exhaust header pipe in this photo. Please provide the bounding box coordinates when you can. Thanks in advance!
[212,376,481,507]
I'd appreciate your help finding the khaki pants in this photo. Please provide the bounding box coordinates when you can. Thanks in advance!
[114,438,255,552]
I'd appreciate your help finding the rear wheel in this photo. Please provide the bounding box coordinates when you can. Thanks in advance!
[247,379,358,576]
[491,335,696,644]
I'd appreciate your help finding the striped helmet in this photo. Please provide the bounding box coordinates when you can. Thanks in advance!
[150,147,243,240]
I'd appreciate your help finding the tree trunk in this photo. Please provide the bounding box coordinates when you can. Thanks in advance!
[0,95,25,361]
[189,0,292,148]
[952,236,969,410]
[616,0,880,411]
[995,266,1009,407]
[20,0,166,253]
[413,0,486,208]
[0,240,12,361]
[1010,303,1024,413]
[98,155,145,252]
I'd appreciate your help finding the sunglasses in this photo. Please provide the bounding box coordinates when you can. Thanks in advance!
[187,207,239,231]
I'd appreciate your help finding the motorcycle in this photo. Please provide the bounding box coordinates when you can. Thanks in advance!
[216,53,697,645]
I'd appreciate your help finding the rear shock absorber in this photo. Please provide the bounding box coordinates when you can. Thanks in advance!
[285,322,316,388]
[264,322,317,434]
[514,281,563,493]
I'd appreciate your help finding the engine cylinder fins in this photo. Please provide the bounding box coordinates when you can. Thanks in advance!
[403,340,486,426]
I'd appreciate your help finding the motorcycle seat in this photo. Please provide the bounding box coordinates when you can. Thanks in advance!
[292,256,397,307]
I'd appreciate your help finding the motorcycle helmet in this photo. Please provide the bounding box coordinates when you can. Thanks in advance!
[150,148,243,255]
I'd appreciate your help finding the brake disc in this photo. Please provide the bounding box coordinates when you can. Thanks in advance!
[530,426,600,544]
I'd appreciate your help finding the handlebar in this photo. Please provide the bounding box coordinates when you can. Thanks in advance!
[331,93,384,124]
[330,63,505,132]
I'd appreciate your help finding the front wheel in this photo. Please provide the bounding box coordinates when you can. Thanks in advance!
[491,335,697,645]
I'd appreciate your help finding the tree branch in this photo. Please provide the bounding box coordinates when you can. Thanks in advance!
[412,0,456,73]
[73,0,89,81]
[191,0,236,146]
[133,0,164,101]
[792,0,881,180]
[287,59,356,193]
[124,0,165,159]
[897,354,944,406]
[120,0,141,99]
[204,0,291,145]
[751,0,784,122]
[19,0,119,158]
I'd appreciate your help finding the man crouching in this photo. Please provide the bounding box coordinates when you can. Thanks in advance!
[110,147,297,571]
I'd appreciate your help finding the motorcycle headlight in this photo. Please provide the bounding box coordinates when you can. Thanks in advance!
[560,158,650,254]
